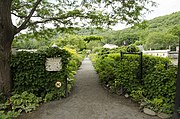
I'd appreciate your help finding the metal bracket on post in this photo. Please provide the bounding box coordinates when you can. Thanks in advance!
[164,62,168,70]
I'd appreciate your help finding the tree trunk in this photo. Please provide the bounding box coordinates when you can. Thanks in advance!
[173,37,180,119]
[0,0,15,97]
[172,37,180,119]
[0,43,13,97]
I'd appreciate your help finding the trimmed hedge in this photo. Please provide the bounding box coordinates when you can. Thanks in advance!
[93,52,177,114]
[10,47,80,100]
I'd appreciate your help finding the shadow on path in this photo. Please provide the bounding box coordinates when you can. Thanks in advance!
[18,58,160,119]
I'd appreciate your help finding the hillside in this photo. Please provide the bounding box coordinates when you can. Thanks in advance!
[148,11,180,30]
[103,11,180,50]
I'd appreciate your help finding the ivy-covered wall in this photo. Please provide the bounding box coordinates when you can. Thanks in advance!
[10,47,78,100]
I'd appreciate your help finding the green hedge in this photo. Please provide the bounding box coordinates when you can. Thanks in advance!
[142,64,177,113]
[11,47,73,99]
[93,52,177,114]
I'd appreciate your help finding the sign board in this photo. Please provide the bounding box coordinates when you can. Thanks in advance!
[45,58,62,71]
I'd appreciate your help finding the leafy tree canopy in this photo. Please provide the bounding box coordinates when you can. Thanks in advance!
[144,32,179,50]
[168,25,180,38]
[50,33,87,51]
[83,35,102,43]
[11,0,156,34]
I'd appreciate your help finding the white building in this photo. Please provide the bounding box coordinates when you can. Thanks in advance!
[103,44,118,49]
[143,50,170,58]
[136,45,171,58]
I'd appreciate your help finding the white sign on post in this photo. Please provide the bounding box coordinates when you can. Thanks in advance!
[45,58,62,71]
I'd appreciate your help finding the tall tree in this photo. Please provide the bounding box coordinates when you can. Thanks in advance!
[144,32,179,50]
[0,0,156,97]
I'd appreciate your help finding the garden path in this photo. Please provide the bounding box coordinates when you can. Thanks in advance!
[18,57,160,119]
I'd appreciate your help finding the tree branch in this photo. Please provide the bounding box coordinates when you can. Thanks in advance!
[28,17,72,26]
[11,12,45,19]
[11,12,26,18]
[15,0,42,34]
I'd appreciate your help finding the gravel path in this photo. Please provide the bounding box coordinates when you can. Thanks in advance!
[18,58,160,119]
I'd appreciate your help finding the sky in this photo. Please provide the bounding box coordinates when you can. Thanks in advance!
[112,0,180,30]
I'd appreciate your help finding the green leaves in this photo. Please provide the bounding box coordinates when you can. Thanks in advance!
[168,25,180,38]
[83,35,102,43]
[11,0,156,33]
[0,91,42,118]
[10,46,83,102]
[93,49,176,114]
[50,34,87,51]
[0,110,20,119]
[97,11,180,50]
[144,32,179,50]
[127,44,140,52]
[11,47,71,99]
[142,64,177,113]
[9,91,42,113]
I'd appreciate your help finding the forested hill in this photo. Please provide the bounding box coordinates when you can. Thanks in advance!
[147,11,180,30]
[103,11,180,50]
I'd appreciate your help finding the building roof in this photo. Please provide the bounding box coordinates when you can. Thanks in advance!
[103,44,118,49]
[137,45,144,51]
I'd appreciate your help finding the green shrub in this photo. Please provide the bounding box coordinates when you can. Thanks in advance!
[127,44,140,52]
[0,91,42,118]
[10,91,42,113]
[44,93,54,102]
[114,59,140,93]
[130,88,144,102]
[11,47,71,99]
[143,64,177,100]
[97,57,117,84]
[92,51,176,114]
[142,64,177,114]
[142,55,171,76]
